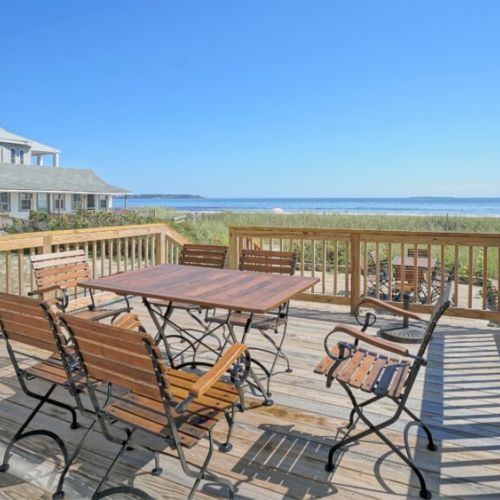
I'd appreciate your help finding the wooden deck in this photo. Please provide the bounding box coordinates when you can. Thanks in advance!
[1,300,500,499]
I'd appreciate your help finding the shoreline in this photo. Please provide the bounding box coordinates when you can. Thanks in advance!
[126,206,500,218]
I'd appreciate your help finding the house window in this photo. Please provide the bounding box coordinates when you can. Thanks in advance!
[37,193,49,212]
[72,194,85,210]
[19,149,24,164]
[19,193,32,211]
[87,194,96,210]
[54,194,65,211]
[99,195,108,209]
[0,193,10,212]
[10,148,16,164]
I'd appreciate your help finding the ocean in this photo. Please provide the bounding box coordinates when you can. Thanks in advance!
[113,197,500,217]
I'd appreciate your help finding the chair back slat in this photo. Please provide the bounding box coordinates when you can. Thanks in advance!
[179,244,228,269]
[239,249,297,275]
[0,293,57,352]
[417,274,454,358]
[31,250,90,291]
[62,315,170,401]
[407,248,430,258]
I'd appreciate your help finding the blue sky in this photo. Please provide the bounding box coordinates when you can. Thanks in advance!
[2,1,500,197]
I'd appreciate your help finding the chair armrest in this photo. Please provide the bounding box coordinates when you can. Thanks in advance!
[189,343,248,398]
[28,284,65,296]
[357,297,424,321]
[332,323,410,357]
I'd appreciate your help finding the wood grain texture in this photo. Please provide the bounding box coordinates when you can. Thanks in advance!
[79,264,318,313]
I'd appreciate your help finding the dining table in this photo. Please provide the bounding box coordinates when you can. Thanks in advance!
[79,263,318,405]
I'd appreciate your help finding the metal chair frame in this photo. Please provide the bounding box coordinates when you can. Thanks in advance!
[0,294,97,499]
[205,249,297,398]
[61,315,251,499]
[29,249,131,321]
[320,275,453,499]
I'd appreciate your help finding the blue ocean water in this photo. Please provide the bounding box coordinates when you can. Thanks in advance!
[113,197,500,217]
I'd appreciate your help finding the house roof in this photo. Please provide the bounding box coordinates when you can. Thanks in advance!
[0,164,129,194]
[0,127,61,154]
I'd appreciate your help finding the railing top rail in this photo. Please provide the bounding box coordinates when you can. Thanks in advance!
[229,225,500,242]
[0,223,190,252]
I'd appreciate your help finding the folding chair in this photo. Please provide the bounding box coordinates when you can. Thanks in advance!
[29,249,130,321]
[206,249,297,397]
[0,292,95,499]
[144,244,228,366]
[314,275,453,499]
[60,314,251,499]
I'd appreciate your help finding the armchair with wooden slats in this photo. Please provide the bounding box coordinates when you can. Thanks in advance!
[61,314,251,499]
[314,275,453,499]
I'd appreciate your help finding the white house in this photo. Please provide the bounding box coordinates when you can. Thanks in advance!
[0,127,128,219]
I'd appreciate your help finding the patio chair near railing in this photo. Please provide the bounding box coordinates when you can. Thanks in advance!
[29,249,130,321]
[314,275,453,499]
[206,249,297,397]
[361,250,389,299]
[0,292,94,499]
[60,314,251,499]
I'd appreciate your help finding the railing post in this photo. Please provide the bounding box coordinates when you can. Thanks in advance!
[229,228,238,269]
[350,233,361,314]
[155,230,166,265]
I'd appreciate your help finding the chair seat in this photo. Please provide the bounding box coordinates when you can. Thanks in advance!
[73,307,129,321]
[104,367,240,449]
[314,343,411,398]
[27,353,88,390]
[207,312,285,330]
[66,291,124,313]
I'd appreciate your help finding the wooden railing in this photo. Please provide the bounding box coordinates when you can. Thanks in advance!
[229,226,500,321]
[0,224,189,296]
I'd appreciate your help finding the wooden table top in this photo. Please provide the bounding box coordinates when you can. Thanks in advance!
[392,256,437,268]
[79,264,319,314]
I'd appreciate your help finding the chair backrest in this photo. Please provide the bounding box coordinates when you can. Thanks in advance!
[61,314,171,402]
[179,244,228,269]
[239,249,297,275]
[417,274,454,358]
[407,248,429,258]
[31,250,91,293]
[0,292,61,353]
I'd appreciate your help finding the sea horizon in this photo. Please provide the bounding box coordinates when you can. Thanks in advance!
[114,196,500,217]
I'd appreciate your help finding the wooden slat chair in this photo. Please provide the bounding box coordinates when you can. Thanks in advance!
[206,249,297,397]
[314,275,454,499]
[60,314,250,499]
[29,249,131,321]
[0,292,96,499]
[145,244,228,366]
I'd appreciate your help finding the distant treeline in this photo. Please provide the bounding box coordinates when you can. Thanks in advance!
[119,194,203,199]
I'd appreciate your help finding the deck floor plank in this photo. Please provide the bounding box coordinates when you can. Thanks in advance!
[1,298,500,498]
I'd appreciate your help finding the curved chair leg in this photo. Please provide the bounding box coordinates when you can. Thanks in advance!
[185,430,235,500]
[401,405,437,451]
[1,429,69,473]
[53,420,97,499]
[376,427,432,499]
[219,406,236,453]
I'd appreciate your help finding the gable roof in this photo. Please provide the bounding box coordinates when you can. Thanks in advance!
[0,164,128,194]
[0,127,60,154]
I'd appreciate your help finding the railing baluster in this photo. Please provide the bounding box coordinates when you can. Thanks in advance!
[483,246,488,311]
[17,250,24,296]
[5,251,12,293]
[468,246,473,309]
